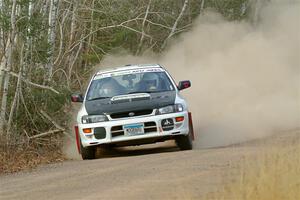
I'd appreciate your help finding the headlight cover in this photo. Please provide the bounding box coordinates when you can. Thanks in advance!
[82,115,108,124]
[156,104,184,115]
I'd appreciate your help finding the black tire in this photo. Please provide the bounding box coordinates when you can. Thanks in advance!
[80,142,96,160]
[175,132,193,150]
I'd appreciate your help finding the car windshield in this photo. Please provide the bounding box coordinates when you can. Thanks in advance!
[86,71,175,101]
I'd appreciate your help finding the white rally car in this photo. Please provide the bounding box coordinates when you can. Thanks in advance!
[71,64,194,159]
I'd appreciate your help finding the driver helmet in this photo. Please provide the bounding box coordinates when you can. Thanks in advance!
[100,79,118,97]
[141,72,160,90]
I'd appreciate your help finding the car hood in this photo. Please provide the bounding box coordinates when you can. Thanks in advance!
[85,91,176,115]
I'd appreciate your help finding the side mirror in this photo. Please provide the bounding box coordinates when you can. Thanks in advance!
[71,93,84,103]
[178,80,191,90]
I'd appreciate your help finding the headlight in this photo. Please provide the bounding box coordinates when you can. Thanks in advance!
[156,104,184,115]
[82,115,108,124]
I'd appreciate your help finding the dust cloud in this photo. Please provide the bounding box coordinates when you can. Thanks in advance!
[98,1,300,148]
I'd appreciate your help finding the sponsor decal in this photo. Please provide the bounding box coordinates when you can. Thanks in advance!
[163,119,173,126]
[94,67,164,80]
[164,119,172,125]
[161,118,174,131]
[161,118,174,127]
[128,112,135,117]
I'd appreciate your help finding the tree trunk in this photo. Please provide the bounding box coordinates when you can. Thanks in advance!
[200,0,205,14]
[0,0,4,50]
[45,0,59,83]
[69,0,78,48]
[0,0,17,134]
[7,44,24,137]
[136,0,151,55]
[85,0,95,70]
[66,0,80,87]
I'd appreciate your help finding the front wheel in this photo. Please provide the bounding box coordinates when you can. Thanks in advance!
[175,132,193,150]
[80,142,96,160]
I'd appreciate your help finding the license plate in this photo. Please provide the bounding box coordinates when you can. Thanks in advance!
[123,123,144,136]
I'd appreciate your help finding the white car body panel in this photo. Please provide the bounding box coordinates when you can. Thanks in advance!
[79,111,189,147]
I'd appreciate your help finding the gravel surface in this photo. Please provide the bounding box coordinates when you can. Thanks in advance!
[1,131,298,200]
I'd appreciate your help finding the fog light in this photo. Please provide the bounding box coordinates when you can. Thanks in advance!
[83,128,92,134]
[175,116,184,122]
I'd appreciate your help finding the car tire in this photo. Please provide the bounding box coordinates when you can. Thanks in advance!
[175,132,193,150]
[80,142,96,160]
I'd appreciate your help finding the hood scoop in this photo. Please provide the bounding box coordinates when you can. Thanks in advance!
[111,93,151,104]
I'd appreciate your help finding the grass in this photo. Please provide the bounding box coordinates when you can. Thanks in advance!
[208,135,300,200]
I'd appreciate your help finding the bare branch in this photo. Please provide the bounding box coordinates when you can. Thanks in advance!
[29,129,63,139]
[67,18,153,54]
[136,0,152,55]
[142,19,172,30]
[39,110,73,140]
[161,0,189,49]
[4,70,60,94]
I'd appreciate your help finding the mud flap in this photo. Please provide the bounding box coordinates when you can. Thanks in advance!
[74,125,81,154]
[188,112,195,140]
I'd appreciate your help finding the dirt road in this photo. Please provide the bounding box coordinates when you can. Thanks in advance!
[0,131,298,200]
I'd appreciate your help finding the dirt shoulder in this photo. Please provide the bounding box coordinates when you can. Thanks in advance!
[0,131,299,200]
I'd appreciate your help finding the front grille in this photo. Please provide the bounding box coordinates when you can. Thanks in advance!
[144,122,157,133]
[111,121,157,138]
[110,109,153,119]
[111,125,123,137]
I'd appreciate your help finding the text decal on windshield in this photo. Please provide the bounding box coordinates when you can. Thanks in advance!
[94,68,164,80]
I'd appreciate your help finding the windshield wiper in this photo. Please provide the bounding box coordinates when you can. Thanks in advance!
[87,97,111,101]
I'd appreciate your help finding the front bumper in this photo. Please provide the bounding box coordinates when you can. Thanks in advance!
[78,111,189,147]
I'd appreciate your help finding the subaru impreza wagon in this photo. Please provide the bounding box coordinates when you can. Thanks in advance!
[71,64,194,159]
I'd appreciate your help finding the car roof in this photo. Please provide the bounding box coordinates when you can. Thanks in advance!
[95,64,164,75]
